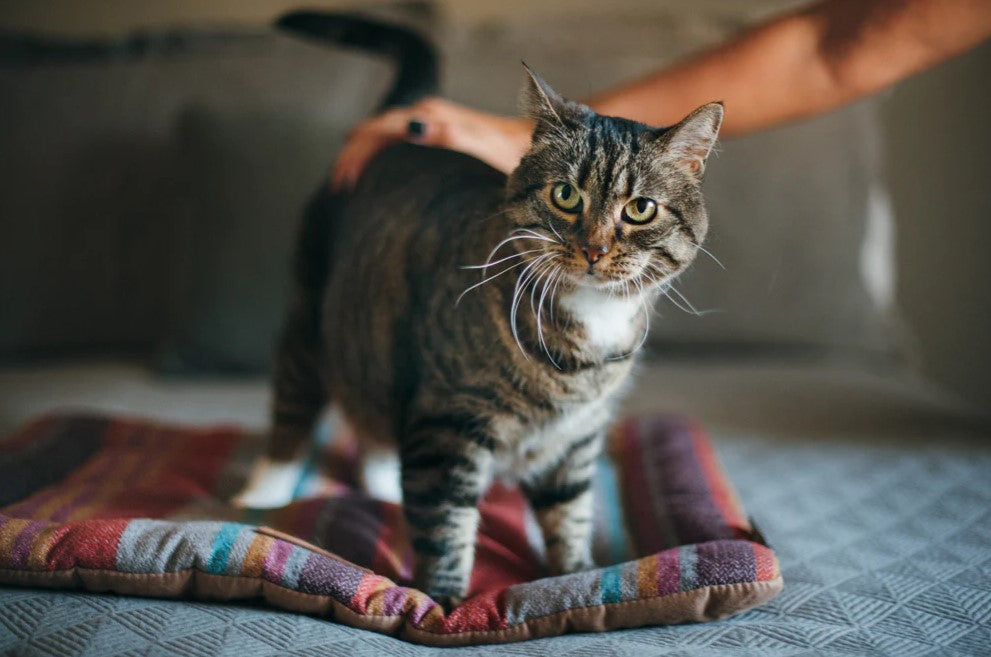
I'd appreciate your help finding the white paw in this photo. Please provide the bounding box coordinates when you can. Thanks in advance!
[232,456,304,508]
[361,448,402,503]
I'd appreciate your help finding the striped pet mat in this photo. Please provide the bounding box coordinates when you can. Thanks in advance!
[0,413,781,646]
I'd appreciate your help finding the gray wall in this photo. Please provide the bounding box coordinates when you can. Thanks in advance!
[882,40,991,410]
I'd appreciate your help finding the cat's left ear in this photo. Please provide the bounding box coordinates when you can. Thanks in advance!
[658,102,724,178]
[519,62,568,126]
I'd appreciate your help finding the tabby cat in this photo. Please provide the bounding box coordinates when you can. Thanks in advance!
[238,12,722,608]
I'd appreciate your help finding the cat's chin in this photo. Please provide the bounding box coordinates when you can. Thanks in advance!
[569,271,664,294]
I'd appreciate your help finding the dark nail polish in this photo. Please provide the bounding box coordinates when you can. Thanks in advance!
[407,119,426,138]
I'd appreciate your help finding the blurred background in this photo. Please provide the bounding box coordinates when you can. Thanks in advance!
[0,0,988,434]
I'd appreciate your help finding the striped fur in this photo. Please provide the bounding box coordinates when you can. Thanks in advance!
[265,72,722,604]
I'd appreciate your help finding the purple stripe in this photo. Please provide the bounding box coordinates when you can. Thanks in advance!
[636,418,684,551]
[409,594,438,626]
[695,540,757,587]
[297,552,365,603]
[261,539,294,584]
[655,547,682,595]
[313,496,383,570]
[379,585,408,616]
[644,416,735,544]
[8,520,48,569]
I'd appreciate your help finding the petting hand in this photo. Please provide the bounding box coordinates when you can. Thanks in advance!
[331,97,534,191]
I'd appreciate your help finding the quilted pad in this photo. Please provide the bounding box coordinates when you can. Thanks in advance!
[0,414,781,646]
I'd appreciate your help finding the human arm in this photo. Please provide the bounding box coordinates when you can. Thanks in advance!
[587,0,991,137]
[331,0,991,187]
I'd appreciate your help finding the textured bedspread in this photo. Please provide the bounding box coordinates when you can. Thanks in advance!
[2,421,989,655]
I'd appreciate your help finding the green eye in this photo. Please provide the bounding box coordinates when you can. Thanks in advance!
[623,197,658,224]
[550,182,582,212]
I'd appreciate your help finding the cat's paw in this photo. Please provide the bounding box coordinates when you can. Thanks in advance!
[232,456,303,508]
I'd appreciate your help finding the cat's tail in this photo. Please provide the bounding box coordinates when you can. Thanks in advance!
[275,11,439,111]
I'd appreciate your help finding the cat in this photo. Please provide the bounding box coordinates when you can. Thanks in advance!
[236,11,722,609]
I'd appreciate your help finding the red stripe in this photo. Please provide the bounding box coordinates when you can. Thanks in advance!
[753,543,779,581]
[46,519,130,570]
[470,483,538,594]
[690,425,748,536]
[438,587,509,633]
[616,420,666,554]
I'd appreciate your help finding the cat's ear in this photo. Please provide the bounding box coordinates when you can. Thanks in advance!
[519,62,568,126]
[658,102,724,178]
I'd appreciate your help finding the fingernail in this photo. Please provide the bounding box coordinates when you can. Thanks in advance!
[407,119,426,139]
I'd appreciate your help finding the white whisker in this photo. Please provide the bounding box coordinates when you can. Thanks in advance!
[456,259,528,306]
[546,221,565,244]
[691,241,725,270]
[662,288,694,315]
[513,228,557,244]
[536,265,563,370]
[510,253,554,359]
[667,284,706,316]
[460,248,542,271]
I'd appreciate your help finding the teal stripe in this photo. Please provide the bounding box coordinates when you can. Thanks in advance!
[206,522,243,575]
[292,417,334,499]
[596,458,630,563]
[600,564,623,604]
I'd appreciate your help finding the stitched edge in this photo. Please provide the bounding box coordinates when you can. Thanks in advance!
[0,565,783,646]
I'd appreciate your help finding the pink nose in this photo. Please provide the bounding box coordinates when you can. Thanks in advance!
[581,244,608,265]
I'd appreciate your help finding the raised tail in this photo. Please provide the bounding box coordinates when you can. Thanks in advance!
[276,11,439,111]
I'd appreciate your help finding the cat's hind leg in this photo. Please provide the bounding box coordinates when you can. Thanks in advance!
[234,294,326,508]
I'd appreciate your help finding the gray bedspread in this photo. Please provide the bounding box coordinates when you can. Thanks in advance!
[3,423,989,656]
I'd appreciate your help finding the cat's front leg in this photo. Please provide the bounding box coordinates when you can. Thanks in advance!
[523,431,603,576]
[400,416,495,609]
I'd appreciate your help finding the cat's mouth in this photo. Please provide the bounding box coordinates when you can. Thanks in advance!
[567,266,650,291]
[561,255,663,291]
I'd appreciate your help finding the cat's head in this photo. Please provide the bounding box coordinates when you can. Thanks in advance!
[504,66,722,292]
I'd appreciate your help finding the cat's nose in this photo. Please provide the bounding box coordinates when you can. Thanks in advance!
[581,244,608,266]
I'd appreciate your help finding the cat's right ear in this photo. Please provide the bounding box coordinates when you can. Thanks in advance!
[656,102,724,179]
[519,63,567,127]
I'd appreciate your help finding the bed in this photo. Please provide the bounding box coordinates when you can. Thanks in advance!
[1,358,988,655]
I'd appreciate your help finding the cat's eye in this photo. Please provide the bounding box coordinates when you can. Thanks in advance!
[550,182,583,213]
[622,197,658,224]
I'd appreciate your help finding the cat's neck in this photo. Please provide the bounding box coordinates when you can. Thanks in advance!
[558,285,645,355]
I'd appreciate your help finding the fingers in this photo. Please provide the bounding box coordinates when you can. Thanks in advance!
[331,110,405,191]
[330,100,449,192]
[330,98,534,191]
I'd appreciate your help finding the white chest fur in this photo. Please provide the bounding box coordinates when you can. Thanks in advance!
[559,286,642,354]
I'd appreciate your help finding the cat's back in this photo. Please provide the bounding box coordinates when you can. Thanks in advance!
[321,144,509,442]
[353,143,506,217]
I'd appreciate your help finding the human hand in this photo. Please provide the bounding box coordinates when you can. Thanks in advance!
[331,97,534,191]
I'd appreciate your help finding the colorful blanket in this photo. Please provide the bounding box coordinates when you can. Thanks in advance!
[0,413,781,646]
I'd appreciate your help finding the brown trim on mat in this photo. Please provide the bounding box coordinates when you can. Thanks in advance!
[0,565,782,647]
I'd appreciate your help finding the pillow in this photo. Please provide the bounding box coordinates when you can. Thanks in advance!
[0,413,781,647]
[0,25,391,364]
